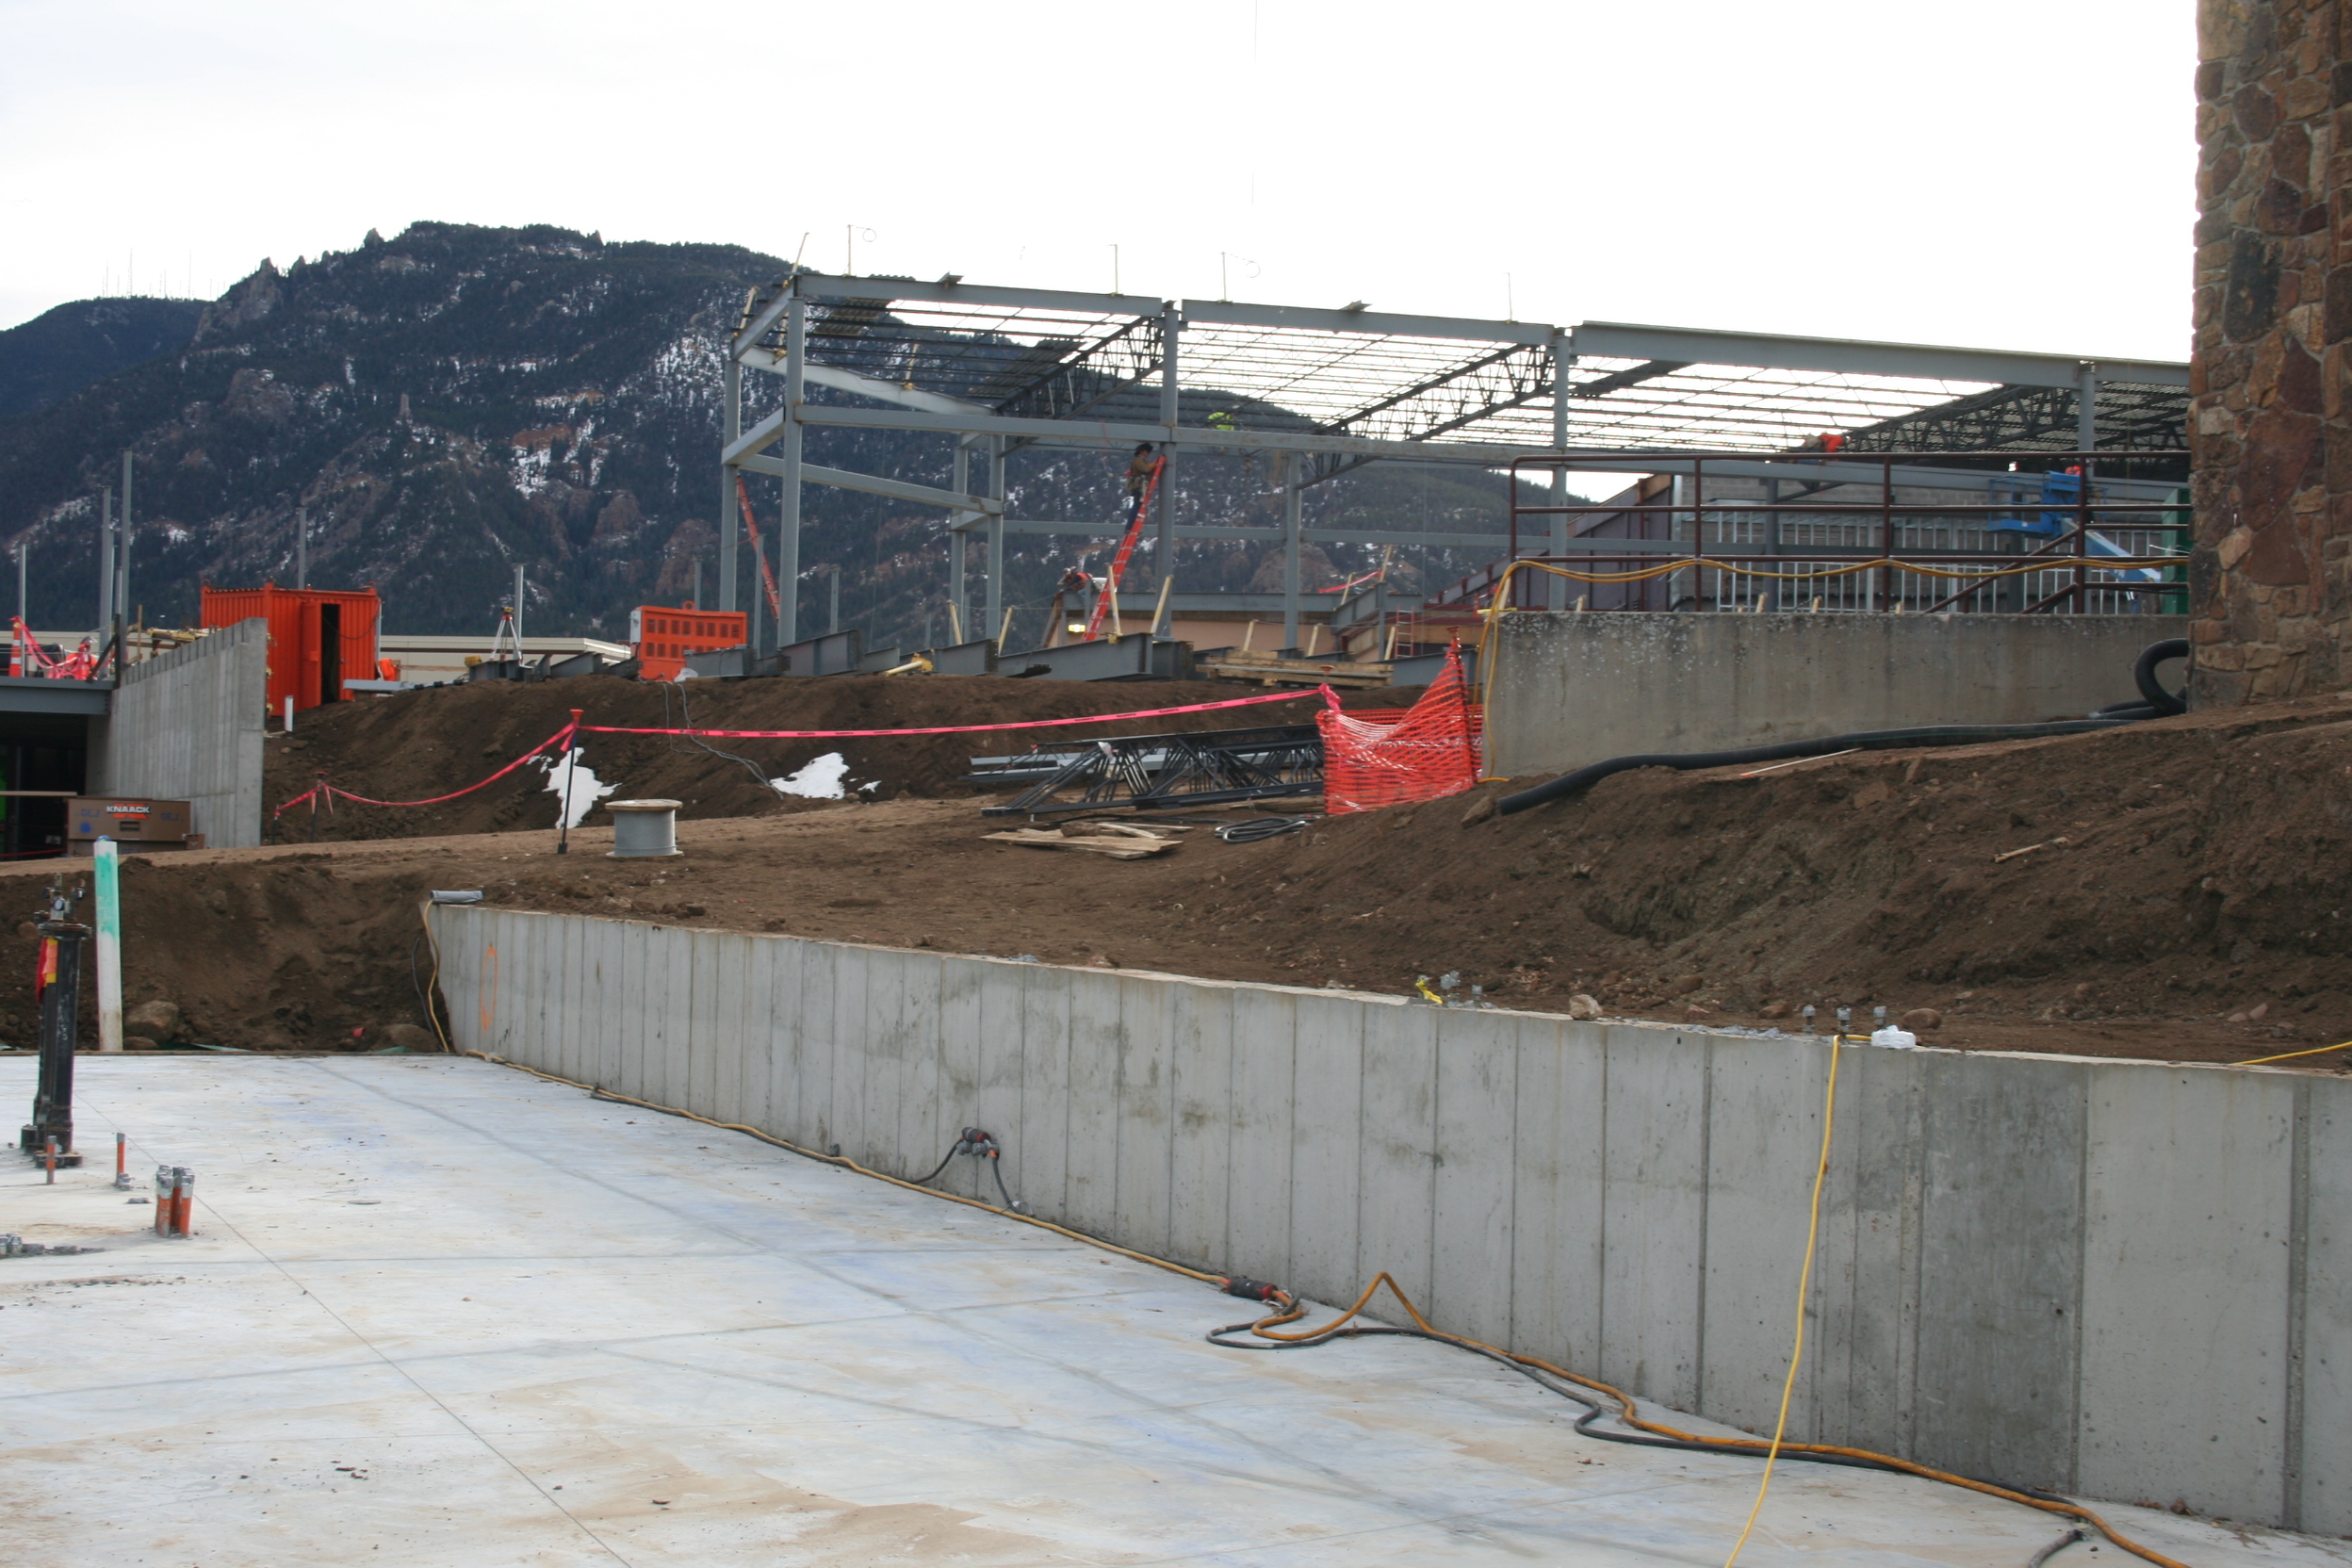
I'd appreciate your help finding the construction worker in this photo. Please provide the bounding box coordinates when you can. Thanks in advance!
[1123,444,1158,524]
[1205,409,1237,433]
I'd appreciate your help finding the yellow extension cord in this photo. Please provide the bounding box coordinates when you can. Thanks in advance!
[438,1037,2185,1568]
[1721,1034,1844,1568]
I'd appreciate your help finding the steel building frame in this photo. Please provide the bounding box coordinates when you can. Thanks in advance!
[718,272,2188,648]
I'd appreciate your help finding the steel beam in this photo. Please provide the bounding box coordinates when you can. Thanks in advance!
[1157,302,1181,596]
[736,454,1002,515]
[789,271,1159,319]
[756,355,994,417]
[792,402,1538,465]
[1530,452,2183,499]
[1569,321,2188,392]
[1180,298,1552,348]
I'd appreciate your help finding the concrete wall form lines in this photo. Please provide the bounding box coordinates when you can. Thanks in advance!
[432,906,2350,1533]
[91,617,268,848]
[1485,612,2192,778]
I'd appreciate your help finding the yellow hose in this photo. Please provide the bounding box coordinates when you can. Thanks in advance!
[454,1049,2190,1568]
[1722,1034,1844,1567]
[2236,1037,2351,1068]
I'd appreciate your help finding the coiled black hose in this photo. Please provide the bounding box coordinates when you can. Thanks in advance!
[1495,638,2190,818]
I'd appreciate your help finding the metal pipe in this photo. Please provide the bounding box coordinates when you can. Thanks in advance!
[296,504,307,590]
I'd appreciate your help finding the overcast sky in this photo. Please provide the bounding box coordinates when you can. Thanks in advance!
[3,1,2195,359]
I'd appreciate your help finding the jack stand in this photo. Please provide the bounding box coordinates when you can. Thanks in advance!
[20,884,88,1168]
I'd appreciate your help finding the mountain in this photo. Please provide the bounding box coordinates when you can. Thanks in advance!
[0,222,1530,643]
[0,297,207,419]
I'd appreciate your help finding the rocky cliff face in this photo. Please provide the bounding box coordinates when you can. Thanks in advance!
[0,222,1515,641]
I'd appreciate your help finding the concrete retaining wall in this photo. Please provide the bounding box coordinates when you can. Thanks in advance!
[433,906,2347,1533]
[90,619,267,848]
[1487,612,2191,777]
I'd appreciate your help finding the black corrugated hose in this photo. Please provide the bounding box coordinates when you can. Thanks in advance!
[1495,638,2188,818]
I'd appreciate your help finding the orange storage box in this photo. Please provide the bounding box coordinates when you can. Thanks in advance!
[200,584,382,713]
[630,605,746,681]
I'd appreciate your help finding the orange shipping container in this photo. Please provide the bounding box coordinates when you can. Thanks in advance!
[629,604,746,681]
[199,584,382,713]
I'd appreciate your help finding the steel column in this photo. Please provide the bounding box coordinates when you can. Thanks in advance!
[1547,333,1571,611]
[949,440,972,640]
[774,299,806,649]
[296,504,307,590]
[1156,303,1181,596]
[117,451,131,641]
[95,486,113,636]
[1282,452,1303,649]
[985,436,1006,645]
[2077,361,2099,452]
[719,357,742,613]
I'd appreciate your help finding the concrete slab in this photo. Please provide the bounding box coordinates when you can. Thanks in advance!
[1,1055,2341,1568]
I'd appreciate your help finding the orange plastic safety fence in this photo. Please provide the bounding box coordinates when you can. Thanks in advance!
[1315,644,1482,814]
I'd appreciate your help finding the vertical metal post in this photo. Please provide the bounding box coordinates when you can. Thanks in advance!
[296,505,307,590]
[692,560,702,610]
[1880,455,1894,612]
[96,486,114,638]
[749,530,765,652]
[827,566,841,636]
[1281,452,1303,650]
[1761,478,1781,611]
[1155,303,1182,593]
[775,299,806,650]
[93,840,121,1053]
[2077,362,2099,454]
[512,564,525,645]
[949,440,971,640]
[985,436,1006,644]
[1547,331,1571,611]
[719,357,742,614]
[16,541,25,628]
[117,451,132,645]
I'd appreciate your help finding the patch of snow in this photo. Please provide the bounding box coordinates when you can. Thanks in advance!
[770,752,849,799]
[533,747,618,829]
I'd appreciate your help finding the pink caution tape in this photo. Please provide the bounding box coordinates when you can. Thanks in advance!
[271,687,1330,819]
[572,686,1324,740]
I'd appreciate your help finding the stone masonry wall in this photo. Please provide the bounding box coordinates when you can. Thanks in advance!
[2191,1,2351,702]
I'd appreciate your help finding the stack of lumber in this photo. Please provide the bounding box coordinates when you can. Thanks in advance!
[1195,649,1392,689]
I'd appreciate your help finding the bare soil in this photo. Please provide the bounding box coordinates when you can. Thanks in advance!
[6,679,2347,1073]
[0,682,2345,1073]
[263,673,1414,841]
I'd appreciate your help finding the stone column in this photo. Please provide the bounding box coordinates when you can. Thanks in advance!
[2189,0,2350,703]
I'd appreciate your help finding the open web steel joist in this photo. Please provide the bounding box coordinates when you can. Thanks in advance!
[716,272,2189,647]
[973,724,1324,817]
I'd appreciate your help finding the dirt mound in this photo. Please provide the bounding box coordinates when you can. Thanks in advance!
[1196,690,2352,1049]
[267,673,1420,842]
